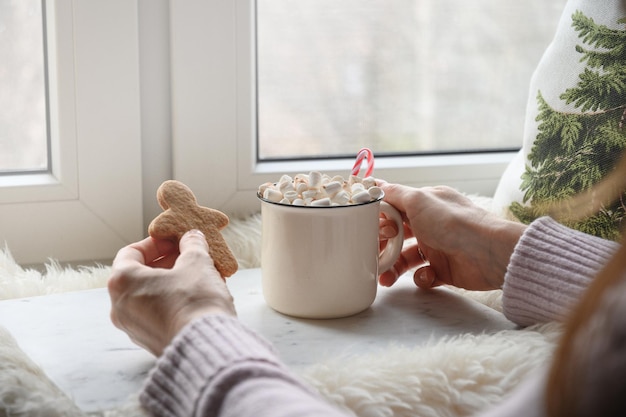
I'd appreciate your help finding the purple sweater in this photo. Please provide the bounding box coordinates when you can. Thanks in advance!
[140,217,620,417]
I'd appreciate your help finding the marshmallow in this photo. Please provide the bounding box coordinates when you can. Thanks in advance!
[323,181,342,197]
[308,171,323,189]
[368,186,383,200]
[263,188,284,203]
[362,176,376,189]
[258,182,273,195]
[310,197,331,206]
[351,190,372,204]
[349,175,362,185]
[278,179,295,193]
[294,173,308,183]
[283,190,298,202]
[331,190,350,205]
[351,183,366,193]
[279,174,293,184]
[302,190,318,200]
[296,182,308,194]
[259,172,384,207]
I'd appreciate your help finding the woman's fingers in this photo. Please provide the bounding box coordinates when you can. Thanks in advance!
[379,217,398,240]
[379,241,430,287]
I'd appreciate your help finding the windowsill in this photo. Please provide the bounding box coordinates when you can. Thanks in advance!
[254,151,517,175]
[0,172,78,204]
[0,172,58,188]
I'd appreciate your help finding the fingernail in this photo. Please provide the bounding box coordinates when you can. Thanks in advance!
[419,270,434,287]
[186,229,205,238]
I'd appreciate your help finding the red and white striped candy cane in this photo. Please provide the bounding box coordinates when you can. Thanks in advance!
[351,148,375,178]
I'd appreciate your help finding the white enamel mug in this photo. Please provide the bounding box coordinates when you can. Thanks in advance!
[258,194,404,319]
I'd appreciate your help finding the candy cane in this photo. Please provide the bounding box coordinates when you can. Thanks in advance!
[351,148,375,178]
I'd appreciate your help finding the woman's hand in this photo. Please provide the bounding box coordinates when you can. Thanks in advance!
[378,182,526,291]
[108,229,236,356]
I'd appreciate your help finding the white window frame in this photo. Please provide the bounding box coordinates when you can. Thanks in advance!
[0,0,143,265]
[170,0,515,217]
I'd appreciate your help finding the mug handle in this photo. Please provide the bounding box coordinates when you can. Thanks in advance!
[378,201,405,273]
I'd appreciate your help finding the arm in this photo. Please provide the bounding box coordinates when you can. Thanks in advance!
[376,182,620,326]
[108,230,349,417]
[141,315,349,417]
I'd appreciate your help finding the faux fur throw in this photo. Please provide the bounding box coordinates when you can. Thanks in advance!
[0,212,561,417]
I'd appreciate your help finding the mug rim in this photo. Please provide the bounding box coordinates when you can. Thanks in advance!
[257,192,384,209]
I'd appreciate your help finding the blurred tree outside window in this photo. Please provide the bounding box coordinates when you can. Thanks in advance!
[257,0,568,160]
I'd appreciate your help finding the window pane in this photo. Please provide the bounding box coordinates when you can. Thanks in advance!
[257,0,567,160]
[0,0,48,173]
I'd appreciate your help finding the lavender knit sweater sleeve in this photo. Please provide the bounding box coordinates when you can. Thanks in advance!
[140,314,350,417]
[502,216,619,326]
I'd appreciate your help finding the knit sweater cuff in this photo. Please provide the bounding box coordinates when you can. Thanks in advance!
[502,216,619,327]
[140,315,287,417]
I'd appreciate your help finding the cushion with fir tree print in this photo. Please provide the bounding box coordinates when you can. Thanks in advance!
[492,0,626,241]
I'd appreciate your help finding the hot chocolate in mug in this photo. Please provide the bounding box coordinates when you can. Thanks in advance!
[258,194,404,319]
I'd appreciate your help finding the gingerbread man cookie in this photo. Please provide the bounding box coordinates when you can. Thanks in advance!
[148,180,238,278]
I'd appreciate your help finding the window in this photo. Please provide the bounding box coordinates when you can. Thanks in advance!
[256,0,567,159]
[171,1,566,216]
[0,0,49,173]
[0,1,143,265]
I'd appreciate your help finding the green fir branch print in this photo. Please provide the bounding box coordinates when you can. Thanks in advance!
[509,11,626,240]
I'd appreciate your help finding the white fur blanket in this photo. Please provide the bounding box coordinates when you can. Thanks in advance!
[0,211,562,417]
